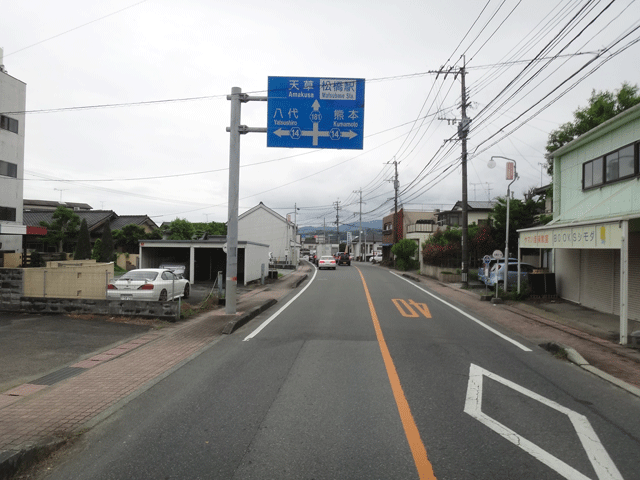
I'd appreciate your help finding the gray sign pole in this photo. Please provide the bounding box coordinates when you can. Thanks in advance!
[225,87,242,314]
[225,88,268,315]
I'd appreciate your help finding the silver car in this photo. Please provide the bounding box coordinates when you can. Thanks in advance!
[107,268,190,301]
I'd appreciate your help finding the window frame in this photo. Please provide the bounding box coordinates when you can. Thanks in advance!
[0,115,19,134]
[583,141,638,190]
[0,160,18,178]
[0,206,17,222]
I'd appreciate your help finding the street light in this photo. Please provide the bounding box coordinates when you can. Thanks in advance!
[488,156,518,291]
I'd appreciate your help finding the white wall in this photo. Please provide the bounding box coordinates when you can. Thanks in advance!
[244,243,269,284]
[238,207,292,263]
[0,71,26,253]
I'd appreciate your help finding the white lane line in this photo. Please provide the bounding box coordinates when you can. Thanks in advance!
[243,266,318,341]
[390,271,532,352]
[465,364,623,480]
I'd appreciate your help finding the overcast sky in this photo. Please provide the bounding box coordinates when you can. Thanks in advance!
[2,0,639,228]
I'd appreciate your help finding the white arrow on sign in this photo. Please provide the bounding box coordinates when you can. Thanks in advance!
[273,99,359,146]
[464,364,623,480]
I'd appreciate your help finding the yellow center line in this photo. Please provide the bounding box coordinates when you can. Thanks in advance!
[356,267,437,480]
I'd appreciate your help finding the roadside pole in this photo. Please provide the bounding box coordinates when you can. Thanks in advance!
[225,87,267,314]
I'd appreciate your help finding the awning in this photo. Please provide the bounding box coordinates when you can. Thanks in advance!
[519,222,622,249]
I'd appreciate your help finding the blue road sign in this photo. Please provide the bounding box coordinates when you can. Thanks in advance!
[267,76,365,150]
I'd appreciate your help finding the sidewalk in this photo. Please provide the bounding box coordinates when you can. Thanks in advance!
[0,266,310,478]
[2,263,640,478]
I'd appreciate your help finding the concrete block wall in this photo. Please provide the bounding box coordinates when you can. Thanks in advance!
[0,268,23,305]
[0,267,178,320]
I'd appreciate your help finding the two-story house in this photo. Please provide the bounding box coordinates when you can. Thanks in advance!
[518,103,640,344]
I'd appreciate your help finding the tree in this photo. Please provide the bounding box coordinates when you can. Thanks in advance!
[92,238,103,261]
[74,219,92,260]
[99,223,114,263]
[192,221,226,238]
[163,218,195,240]
[39,205,81,252]
[490,196,542,254]
[546,83,640,175]
[113,224,148,253]
[392,238,418,271]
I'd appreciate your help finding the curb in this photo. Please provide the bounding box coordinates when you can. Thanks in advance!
[292,274,308,288]
[221,299,278,335]
[549,342,640,399]
[0,438,67,480]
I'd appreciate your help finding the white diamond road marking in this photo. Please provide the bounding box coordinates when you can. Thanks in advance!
[464,364,623,480]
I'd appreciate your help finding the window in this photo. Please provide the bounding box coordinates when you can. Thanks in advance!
[584,143,637,189]
[0,206,17,221]
[0,160,18,178]
[0,115,19,134]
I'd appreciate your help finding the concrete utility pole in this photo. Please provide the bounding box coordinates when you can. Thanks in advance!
[459,59,470,287]
[385,158,399,245]
[354,189,363,259]
[334,200,341,246]
[432,59,471,287]
[393,159,399,245]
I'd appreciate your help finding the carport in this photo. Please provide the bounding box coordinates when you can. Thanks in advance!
[139,237,269,286]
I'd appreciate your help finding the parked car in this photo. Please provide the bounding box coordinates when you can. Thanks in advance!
[107,268,190,301]
[318,255,337,270]
[370,253,382,263]
[477,258,517,283]
[484,262,535,287]
[337,252,351,266]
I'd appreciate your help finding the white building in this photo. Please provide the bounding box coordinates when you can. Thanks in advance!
[0,51,27,266]
[519,103,640,344]
[238,202,299,265]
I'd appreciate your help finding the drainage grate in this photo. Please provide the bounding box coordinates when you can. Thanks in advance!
[31,367,86,386]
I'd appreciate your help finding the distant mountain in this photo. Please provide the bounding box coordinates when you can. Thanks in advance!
[299,220,381,233]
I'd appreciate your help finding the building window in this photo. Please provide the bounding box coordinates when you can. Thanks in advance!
[0,160,18,178]
[0,206,17,221]
[0,115,19,134]
[583,142,637,190]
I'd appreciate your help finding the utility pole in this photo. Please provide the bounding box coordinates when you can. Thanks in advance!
[354,189,364,260]
[433,61,471,286]
[385,158,399,245]
[334,200,341,247]
[459,58,470,287]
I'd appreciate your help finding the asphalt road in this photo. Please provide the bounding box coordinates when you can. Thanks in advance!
[39,263,640,479]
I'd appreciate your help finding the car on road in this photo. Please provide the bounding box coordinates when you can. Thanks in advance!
[107,268,190,301]
[317,255,337,270]
[484,262,535,287]
[337,252,351,266]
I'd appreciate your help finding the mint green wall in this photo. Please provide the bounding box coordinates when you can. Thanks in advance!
[553,106,640,224]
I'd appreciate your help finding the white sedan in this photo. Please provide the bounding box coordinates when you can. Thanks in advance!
[107,268,190,301]
[317,255,337,270]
